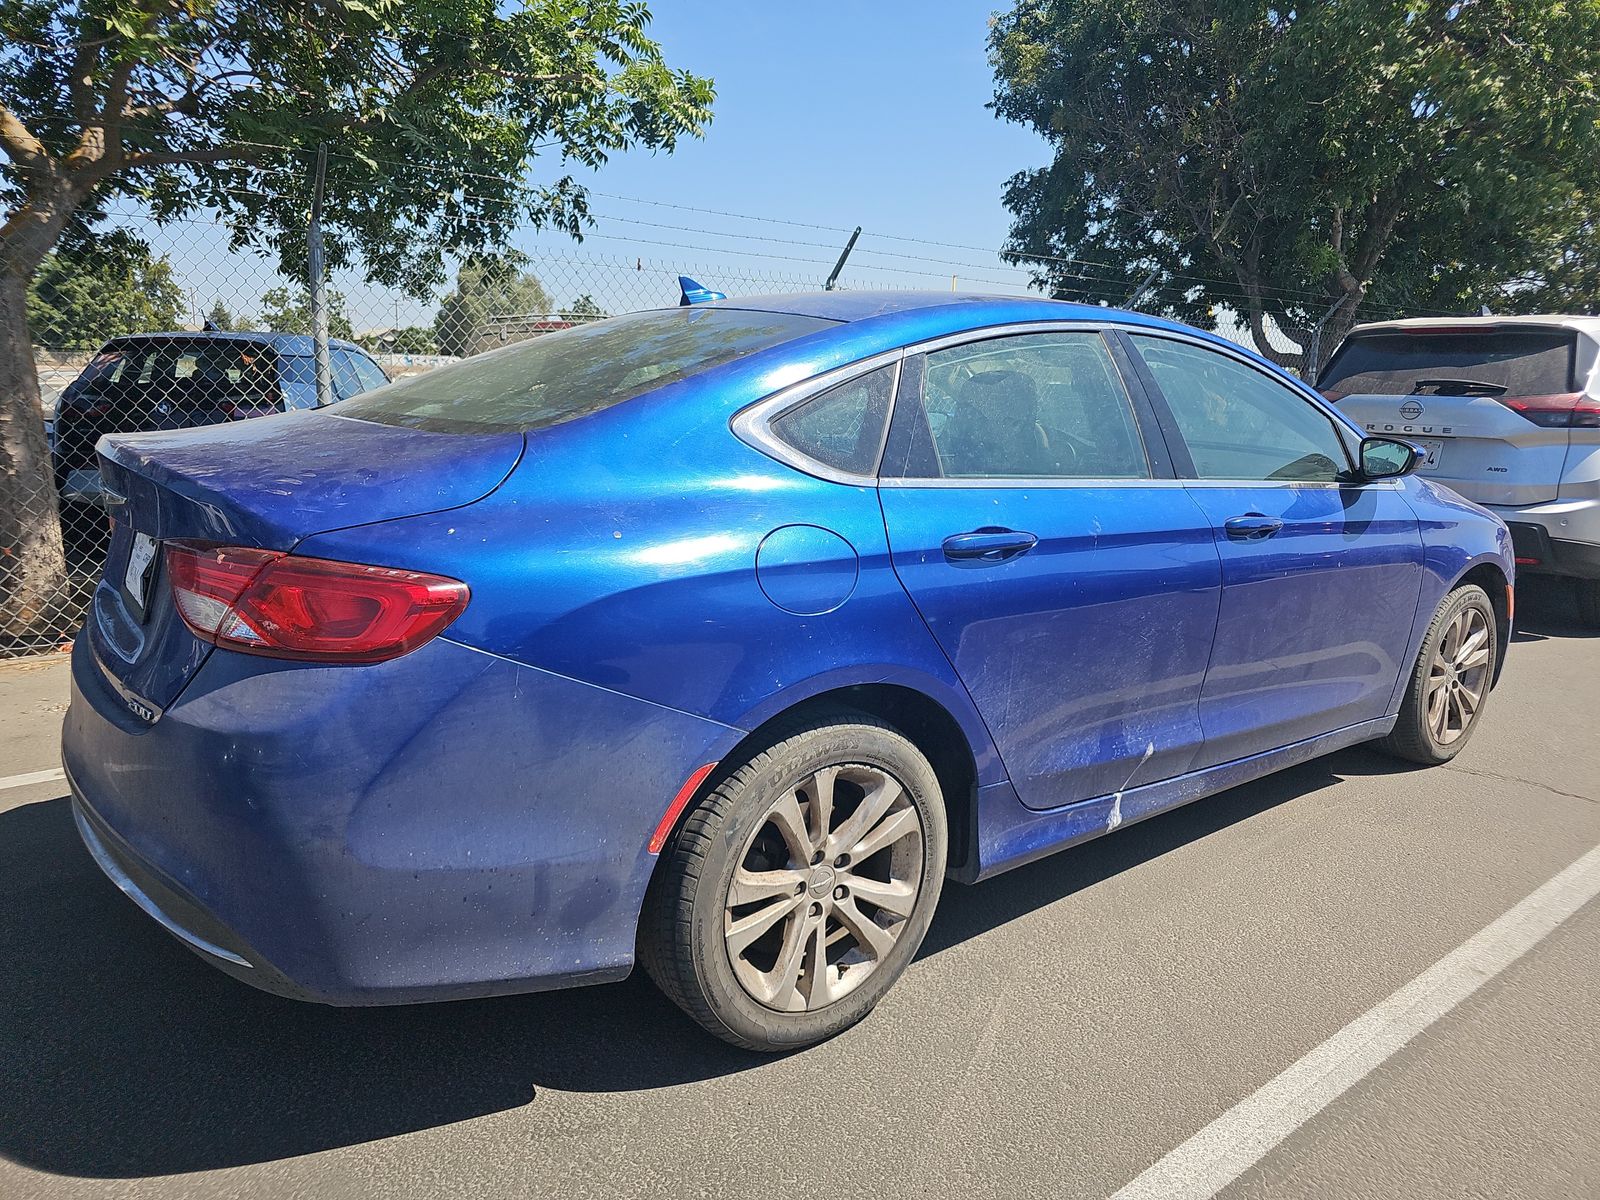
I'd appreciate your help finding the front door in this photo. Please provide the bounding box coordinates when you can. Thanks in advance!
[1124,333,1425,767]
[879,328,1221,811]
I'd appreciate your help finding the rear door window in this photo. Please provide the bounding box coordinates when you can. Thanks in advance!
[1320,330,1576,397]
[901,331,1150,479]
[337,307,838,433]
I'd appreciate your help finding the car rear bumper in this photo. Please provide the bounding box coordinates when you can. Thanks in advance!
[63,632,741,1005]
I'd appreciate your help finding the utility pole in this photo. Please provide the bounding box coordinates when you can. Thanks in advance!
[307,144,333,407]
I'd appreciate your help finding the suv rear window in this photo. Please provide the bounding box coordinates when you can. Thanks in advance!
[1320,329,1576,397]
[74,338,279,405]
[336,307,838,433]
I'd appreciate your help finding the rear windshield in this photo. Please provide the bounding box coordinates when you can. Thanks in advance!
[75,338,278,403]
[1320,329,1576,397]
[335,307,838,433]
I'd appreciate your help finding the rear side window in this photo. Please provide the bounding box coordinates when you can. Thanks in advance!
[330,349,369,401]
[351,352,389,391]
[337,307,838,433]
[279,355,319,410]
[1320,330,1576,397]
[769,365,895,476]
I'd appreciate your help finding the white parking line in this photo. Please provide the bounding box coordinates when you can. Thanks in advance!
[0,767,65,793]
[1110,842,1600,1200]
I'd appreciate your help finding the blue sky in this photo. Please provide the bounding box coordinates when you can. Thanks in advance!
[505,2,1055,318]
[560,3,1047,264]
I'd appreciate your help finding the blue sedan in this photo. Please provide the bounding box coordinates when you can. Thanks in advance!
[63,290,1513,1050]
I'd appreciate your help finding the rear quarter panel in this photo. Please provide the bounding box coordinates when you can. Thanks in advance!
[295,380,1005,786]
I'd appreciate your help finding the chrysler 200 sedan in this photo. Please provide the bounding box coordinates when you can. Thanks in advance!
[63,291,1514,1051]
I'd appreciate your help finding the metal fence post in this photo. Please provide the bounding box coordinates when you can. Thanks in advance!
[307,145,333,407]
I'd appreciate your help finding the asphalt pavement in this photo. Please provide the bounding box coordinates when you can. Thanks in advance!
[2,580,1596,1200]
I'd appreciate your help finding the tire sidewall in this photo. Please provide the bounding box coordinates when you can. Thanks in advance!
[1414,584,1497,762]
[685,721,947,1050]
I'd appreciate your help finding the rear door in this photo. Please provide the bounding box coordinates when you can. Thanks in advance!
[879,327,1221,811]
[1323,327,1580,506]
[1124,332,1425,767]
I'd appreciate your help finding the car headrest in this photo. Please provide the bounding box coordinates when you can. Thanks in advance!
[961,370,1040,423]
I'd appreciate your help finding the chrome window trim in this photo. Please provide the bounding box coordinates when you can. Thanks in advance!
[731,322,1123,485]
[731,318,1384,488]
[879,475,1400,491]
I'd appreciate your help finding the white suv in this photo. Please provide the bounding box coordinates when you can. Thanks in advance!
[1325,316,1600,623]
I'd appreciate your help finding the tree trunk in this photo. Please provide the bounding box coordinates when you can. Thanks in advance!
[0,268,67,640]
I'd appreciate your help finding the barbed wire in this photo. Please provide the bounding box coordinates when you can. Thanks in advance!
[11,123,1454,316]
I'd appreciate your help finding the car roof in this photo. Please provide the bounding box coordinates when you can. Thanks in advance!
[709,289,1121,325]
[702,289,1252,356]
[1347,314,1600,338]
[101,331,367,353]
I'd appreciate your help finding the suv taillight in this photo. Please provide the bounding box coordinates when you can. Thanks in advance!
[1494,392,1600,428]
[165,542,469,663]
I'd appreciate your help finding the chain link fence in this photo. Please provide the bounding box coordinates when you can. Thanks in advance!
[5,207,909,657]
[2,199,1433,658]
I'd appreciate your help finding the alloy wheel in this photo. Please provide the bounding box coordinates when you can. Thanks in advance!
[1426,604,1491,746]
[723,763,925,1012]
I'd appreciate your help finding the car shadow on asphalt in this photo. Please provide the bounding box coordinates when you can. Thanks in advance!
[1511,576,1596,641]
[0,745,1374,1180]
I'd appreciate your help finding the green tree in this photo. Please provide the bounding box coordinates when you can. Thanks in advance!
[204,301,235,331]
[564,293,607,322]
[990,0,1600,375]
[435,256,554,356]
[258,286,354,340]
[0,1,712,635]
[27,229,186,350]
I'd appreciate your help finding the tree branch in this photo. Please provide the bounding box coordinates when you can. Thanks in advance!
[0,105,54,183]
[121,143,252,169]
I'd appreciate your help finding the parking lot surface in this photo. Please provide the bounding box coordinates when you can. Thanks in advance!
[2,582,1597,1200]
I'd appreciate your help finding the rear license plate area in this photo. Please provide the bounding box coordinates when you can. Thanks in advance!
[121,531,159,623]
[1418,440,1445,471]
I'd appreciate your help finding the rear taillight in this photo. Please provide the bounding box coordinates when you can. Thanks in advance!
[1493,392,1600,428]
[165,542,469,663]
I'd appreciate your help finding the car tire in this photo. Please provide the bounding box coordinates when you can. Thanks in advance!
[1376,583,1498,765]
[1574,579,1600,628]
[640,710,948,1052]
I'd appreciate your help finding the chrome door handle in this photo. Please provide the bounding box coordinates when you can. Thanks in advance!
[1223,514,1284,541]
[942,528,1039,562]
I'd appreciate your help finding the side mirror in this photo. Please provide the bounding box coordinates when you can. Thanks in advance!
[1359,435,1424,481]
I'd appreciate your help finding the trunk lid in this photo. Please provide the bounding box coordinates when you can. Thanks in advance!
[1322,326,1581,505]
[87,409,522,712]
[1333,389,1571,505]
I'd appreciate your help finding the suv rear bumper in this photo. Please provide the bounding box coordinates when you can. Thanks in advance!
[1503,521,1600,580]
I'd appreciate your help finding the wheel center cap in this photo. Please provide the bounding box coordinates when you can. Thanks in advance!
[807,865,836,898]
